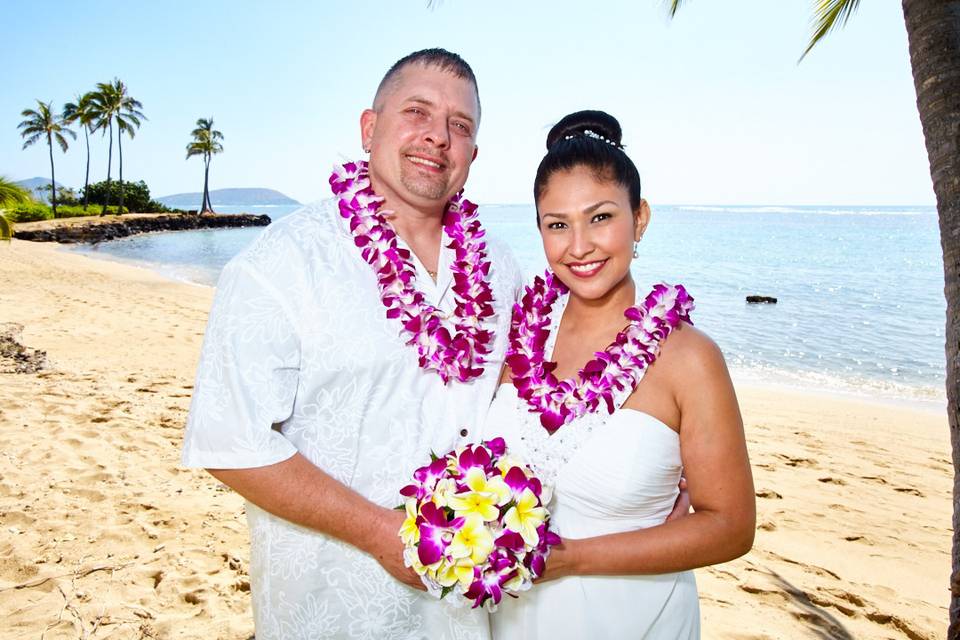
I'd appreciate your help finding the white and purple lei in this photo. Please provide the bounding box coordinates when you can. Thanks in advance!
[506,271,695,433]
[329,160,495,384]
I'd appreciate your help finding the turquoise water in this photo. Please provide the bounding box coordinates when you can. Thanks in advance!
[72,203,946,403]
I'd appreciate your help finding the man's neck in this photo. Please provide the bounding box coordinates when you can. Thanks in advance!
[369,174,445,267]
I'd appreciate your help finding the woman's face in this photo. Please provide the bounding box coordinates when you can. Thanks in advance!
[537,165,648,302]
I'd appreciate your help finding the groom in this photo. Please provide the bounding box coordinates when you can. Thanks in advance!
[181,49,522,638]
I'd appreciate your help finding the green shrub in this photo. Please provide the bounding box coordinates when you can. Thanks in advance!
[3,203,127,222]
[5,203,52,222]
[57,204,126,217]
[83,179,153,212]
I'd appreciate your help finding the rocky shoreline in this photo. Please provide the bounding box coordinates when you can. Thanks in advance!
[12,212,271,244]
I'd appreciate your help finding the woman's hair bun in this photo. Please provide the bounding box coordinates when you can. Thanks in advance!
[545,110,623,150]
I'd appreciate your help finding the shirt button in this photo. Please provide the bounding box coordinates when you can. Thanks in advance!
[460,428,469,437]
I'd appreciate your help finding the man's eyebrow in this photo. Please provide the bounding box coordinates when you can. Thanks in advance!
[404,96,476,126]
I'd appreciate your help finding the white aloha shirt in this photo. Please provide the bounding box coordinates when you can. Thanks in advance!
[182,197,523,639]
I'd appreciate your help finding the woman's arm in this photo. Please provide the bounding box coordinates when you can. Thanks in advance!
[543,326,755,579]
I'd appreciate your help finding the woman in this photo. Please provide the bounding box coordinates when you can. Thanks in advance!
[483,110,755,638]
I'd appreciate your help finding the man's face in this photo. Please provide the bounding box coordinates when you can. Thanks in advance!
[361,64,480,212]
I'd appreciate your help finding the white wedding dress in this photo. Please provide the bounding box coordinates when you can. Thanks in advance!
[482,292,700,640]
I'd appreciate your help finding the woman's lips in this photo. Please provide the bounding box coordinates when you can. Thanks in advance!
[566,259,608,278]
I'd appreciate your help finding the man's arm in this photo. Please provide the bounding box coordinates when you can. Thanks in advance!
[209,454,424,590]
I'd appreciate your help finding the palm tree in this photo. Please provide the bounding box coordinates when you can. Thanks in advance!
[669,0,960,634]
[62,92,97,210]
[17,101,75,219]
[186,117,224,213]
[90,79,145,215]
[0,176,32,241]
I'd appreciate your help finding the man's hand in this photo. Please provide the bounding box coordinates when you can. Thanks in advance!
[367,507,427,591]
[666,476,691,522]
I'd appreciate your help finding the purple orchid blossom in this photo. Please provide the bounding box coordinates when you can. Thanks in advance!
[330,160,495,384]
[505,270,694,433]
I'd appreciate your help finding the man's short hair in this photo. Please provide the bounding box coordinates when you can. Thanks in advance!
[373,48,480,117]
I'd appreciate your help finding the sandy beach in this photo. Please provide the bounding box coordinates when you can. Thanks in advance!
[0,238,951,639]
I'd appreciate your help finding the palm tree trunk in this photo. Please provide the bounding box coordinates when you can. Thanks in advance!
[202,156,212,213]
[117,131,124,214]
[47,132,57,219]
[82,125,90,210]
[902,1,960,636]
[102,121,113,216]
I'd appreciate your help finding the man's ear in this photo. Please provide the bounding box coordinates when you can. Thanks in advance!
[360,109,377,151]
[472,145,478,162]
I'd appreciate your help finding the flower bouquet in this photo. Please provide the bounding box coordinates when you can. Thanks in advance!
[398,437,560,610]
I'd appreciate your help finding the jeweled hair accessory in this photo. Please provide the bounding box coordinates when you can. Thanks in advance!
[563,129,623,149]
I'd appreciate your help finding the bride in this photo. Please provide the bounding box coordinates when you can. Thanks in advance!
[483,110,755,639]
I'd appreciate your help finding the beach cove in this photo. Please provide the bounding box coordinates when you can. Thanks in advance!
[0,238,950,639]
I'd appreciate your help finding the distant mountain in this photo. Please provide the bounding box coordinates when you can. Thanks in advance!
[15,177,66,202]
[157,188,300,208]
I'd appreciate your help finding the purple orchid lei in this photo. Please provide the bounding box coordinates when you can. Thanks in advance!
[329,160,496,384]
[506,271,695,433]
[397,437,561,610]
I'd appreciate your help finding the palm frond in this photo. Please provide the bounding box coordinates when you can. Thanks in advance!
[54,132,71,152]
[0,214,12,242]
[20,133,42,149]
[0,176,32,208]
[801,0,861,60]
[18,99,74,152]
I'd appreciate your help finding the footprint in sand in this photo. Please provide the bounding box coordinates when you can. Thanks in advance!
[756,489,783,499]
[893,487,924,497]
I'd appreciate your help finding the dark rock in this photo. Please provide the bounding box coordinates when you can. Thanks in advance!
[0,323,47,374]
[13,213,271,244]
[746,295,778,304]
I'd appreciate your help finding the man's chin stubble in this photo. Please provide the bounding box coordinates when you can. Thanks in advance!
[400,173,450,202]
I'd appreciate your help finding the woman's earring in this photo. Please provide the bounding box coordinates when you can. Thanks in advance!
[633,239,640,259]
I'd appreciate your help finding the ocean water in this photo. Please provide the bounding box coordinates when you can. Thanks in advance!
[71,203,946,404]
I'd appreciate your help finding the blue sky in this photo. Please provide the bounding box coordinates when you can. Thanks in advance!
[2,1,933,206]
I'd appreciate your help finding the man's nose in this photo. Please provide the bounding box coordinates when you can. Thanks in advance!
[422,118,450,149]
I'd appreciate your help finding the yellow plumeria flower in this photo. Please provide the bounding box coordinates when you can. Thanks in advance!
[431,557,475,590]
[447,469,506,521]
[447,514,495,565]
[503,487,547,547]
[464,467,512,506]
[495,454,526,476]
[504,563,532,592]
[398,499,420,546]
[431,477,459,509]
[403,547,429,576]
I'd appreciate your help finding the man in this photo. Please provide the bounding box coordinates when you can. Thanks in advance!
[182,49,522,638]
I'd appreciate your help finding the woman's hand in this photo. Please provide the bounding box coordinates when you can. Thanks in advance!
[538,538,580,583]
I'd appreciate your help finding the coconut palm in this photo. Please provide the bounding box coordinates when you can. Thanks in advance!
[0,176,32,241]
[90,79,145,215]
[62,92,97,210]
[669,0,960,633]
[17,101,75,218]
[186,117,224,213]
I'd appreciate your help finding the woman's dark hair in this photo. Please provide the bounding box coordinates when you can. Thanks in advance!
[533,110,642,220]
